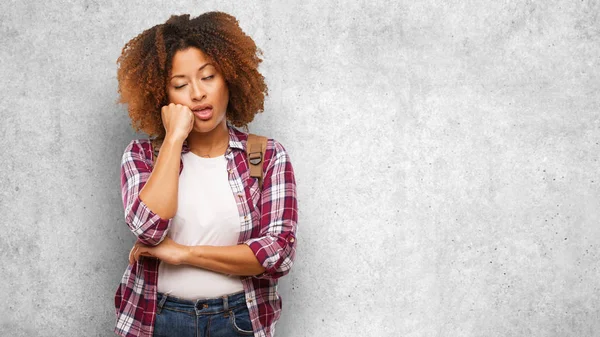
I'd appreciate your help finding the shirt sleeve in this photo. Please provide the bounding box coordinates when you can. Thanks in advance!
[120,139,171,246]
[244,139,298,280]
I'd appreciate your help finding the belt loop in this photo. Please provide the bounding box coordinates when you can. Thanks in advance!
[223,294,229,311]
[157,292,168,314]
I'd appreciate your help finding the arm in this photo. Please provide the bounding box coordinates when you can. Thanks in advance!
[121,136,183,246]
[182,244,266,276]
[130,236,265,276]
[131,139,298,279]
[243,140,298,280]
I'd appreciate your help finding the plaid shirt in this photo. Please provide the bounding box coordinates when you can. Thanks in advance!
[114,123,298,337]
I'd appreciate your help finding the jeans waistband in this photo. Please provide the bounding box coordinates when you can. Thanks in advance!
[156,290,247,315]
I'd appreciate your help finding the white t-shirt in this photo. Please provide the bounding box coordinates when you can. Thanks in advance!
[157,151,244,299]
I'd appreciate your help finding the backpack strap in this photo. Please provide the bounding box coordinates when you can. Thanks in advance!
[247,133,268,190]
[150,138,162,167]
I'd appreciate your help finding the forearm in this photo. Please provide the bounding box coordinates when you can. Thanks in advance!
[182,244,266,276]
[139,135,183,219]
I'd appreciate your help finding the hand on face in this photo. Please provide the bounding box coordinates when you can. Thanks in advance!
[161,103,195,142]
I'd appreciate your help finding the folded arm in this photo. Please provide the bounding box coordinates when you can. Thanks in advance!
[176,140,298,279]
[129,138,298,280]
[121,136,183,246]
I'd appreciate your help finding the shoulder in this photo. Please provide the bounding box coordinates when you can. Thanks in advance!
[267,138,290,161]
[121,138,154,165]
[261,137,293,171]
[232,127,291,163]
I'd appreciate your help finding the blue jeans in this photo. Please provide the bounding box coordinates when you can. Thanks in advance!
[153,290,254,337]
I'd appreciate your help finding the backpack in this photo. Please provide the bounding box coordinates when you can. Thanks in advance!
[150,133,268,190]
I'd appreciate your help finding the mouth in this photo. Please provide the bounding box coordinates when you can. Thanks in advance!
[191,104,213,121]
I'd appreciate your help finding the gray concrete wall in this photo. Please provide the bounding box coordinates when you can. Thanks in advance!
[1,1,598,336]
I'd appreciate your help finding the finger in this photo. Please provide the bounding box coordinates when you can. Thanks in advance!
[134,246,151,262]
[134,246,142,262]
[129,246,134,264]
[129,246,138,265]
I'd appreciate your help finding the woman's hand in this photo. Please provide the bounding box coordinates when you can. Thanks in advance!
[129,236,188,266]
[161,103,194,142]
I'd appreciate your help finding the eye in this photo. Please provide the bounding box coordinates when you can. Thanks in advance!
[174,84,187,89]
[202,75,214,80]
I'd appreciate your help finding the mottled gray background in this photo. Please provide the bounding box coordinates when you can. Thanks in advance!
[1,0,599,336]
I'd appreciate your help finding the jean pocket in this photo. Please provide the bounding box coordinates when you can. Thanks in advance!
[229,305,254,335]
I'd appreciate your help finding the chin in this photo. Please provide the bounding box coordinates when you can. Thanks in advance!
[192,124,215,134]
[192,117,224,133]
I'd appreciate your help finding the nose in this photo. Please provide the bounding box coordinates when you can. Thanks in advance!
[191,80,206,101]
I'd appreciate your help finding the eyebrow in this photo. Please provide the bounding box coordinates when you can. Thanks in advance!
[169,63,214,80]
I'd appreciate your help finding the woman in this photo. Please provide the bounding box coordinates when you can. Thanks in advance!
[113,12,298,337]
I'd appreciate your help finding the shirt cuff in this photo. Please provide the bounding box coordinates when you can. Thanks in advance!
[244,233,296,278]
[125,195,170,246]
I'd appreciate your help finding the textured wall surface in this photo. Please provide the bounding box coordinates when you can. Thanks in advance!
[1,1,599,336]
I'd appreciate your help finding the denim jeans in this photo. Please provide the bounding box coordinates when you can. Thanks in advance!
[153,290,254,337]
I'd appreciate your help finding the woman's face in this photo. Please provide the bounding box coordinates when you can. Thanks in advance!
[166,47,229,134]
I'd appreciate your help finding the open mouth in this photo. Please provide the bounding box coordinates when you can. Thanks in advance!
[192,106,213,120]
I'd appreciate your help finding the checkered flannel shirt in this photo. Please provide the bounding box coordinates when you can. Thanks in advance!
[114,123,298,337]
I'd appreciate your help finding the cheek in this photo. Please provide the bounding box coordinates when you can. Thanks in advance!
[167,89,184,104]
[221,84,230,104]
[166,89,174,103]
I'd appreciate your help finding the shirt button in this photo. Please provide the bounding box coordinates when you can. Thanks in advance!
[237,193,243,198]
[244,215,249,220]
[289,237,295,243]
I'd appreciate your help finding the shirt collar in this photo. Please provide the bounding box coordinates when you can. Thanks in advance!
[180,121,245,154]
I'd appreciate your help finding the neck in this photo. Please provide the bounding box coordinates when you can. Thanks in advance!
[186,121,229,156]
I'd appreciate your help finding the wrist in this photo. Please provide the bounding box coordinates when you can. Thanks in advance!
[181,245,200,265]
[165,132,187,144]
